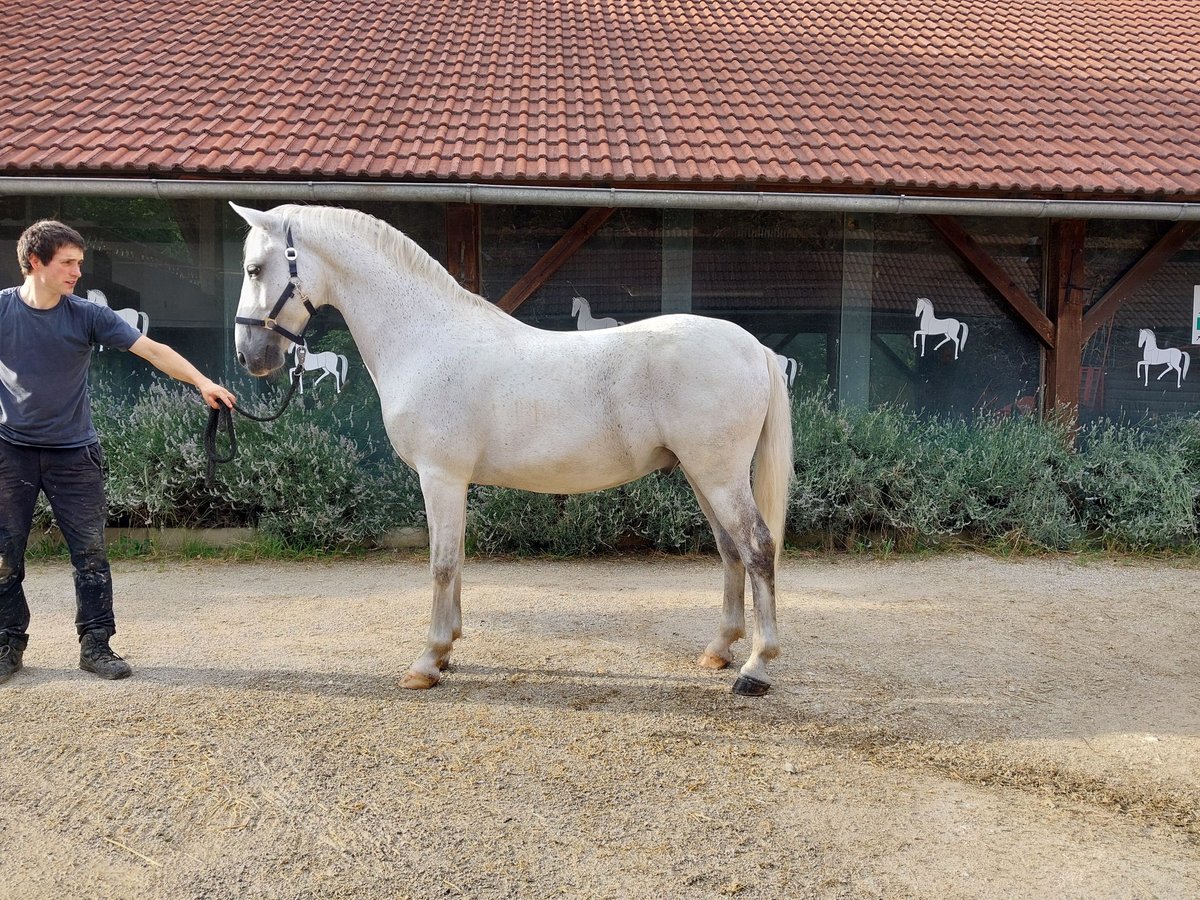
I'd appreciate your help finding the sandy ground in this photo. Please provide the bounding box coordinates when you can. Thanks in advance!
[1,552,1197,899]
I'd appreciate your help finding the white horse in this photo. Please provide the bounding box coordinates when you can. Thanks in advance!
[913,297,967,359]
[232,204,792,696]
[1136,329,1190,388]
[85,289,149,349]
[572,295,622,330]
[288,341,349,393]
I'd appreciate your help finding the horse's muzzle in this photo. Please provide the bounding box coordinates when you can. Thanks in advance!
[235,328,288,377]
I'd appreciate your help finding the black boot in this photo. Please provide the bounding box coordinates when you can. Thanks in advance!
[0,635,23,685]
[79,630,132,680]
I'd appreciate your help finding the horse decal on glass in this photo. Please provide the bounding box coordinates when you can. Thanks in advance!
[232,204,792,697]
[913,297,968,360]
[85,289,149,350]
[288,341,349,394]
[774,354,799,390]
[571,295,623,330]
[1136,329,1190,388]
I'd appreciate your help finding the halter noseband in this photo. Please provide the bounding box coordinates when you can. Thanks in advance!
[234,226,317,346]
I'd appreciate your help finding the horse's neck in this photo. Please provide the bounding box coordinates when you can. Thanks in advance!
[320,249,517,373]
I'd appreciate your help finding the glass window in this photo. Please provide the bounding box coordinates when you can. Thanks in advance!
[1084,222,1200,422]
[481,206,663,329]
[868,214,1044,418]
[692,209,842,396]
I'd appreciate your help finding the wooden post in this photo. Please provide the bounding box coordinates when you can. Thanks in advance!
[1045,220,1087,418]
[445,203,481,293]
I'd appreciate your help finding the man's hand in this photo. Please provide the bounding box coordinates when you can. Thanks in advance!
[198,378,237,410]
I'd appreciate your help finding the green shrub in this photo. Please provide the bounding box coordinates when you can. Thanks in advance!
[90,383,424,552]
[466,469,710,556]
[1075,420,1196,550]
[58,382,1200,556]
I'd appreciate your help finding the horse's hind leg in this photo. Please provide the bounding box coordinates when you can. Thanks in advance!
[685,472,745,670]
[688,476,780,695]
[402,471,467,690]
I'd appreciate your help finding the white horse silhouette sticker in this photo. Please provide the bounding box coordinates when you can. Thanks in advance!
[289,341,349,394]
[774,354,799,389]
[914,297,968,360]
[1136,328,1190,388]
[572,296,622,330]
[85,289,149,350]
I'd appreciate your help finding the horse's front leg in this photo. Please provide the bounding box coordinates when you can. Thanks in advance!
[402,471,468,690]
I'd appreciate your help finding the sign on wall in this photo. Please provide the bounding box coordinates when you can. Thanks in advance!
[1192,285,1200,345]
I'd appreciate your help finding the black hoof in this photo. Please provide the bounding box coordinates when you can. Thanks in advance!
[731,675,771,697]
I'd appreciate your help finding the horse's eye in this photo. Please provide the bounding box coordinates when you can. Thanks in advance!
[246,264,262,278]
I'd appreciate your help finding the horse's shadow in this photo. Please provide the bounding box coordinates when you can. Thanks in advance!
[131,661,748,716]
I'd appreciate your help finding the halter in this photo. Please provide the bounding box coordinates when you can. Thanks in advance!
[208,225,315,487]
[234,226,317,346]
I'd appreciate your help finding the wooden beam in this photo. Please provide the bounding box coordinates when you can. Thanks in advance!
[1082,221,1200,341]
[497,207,614,313]
[928,214,1055,348]
[1045,220,1087,415]
[445,203,481,294]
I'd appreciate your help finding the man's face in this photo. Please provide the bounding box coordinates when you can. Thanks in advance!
[31,244,84,296]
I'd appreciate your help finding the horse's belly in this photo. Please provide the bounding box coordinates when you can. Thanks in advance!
[472,443,676,493]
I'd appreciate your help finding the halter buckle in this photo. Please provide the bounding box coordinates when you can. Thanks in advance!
[285,247,298,262]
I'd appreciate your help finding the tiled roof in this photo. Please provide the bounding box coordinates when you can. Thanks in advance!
[1,0,1198,197]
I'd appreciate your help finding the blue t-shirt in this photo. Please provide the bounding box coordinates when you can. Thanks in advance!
[0,287,143,448]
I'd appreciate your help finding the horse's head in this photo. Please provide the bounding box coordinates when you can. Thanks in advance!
[230,203,322,377]
[915,297,929,317]
[1138,328,1151,347]
[571,296,584,317]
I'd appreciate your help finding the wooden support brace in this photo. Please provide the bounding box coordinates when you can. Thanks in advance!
[928,214,1055,348]
[497,207,614,314]
[1082,221,1200,341]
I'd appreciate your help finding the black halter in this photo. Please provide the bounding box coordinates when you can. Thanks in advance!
[234,227,317,345]
[206,225,314,487]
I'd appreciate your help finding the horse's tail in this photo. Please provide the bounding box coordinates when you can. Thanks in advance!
[753,345,794,565]
[138,312,149,335]
[339,354,349,384]
[959,321,968,349]
[1184,351,1191,381]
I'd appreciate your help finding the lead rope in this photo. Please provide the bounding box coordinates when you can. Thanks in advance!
[203,354,306,487]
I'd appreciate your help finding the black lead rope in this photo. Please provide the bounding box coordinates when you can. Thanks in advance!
[203,360,305,487]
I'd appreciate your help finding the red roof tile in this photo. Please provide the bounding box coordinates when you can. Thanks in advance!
[0,0,1198,196]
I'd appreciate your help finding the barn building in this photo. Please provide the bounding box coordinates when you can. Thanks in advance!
[1,0,1198,426]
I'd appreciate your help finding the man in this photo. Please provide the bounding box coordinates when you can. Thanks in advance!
[0,219,236,684]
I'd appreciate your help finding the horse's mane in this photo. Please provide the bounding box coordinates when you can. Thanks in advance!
[278,204,509,320]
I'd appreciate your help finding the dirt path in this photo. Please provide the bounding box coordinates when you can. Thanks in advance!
[1,552,1198,898]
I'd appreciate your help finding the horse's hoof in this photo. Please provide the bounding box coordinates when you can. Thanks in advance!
[731,675,771,697]
[400,670,439,690]
[697,651,731,670]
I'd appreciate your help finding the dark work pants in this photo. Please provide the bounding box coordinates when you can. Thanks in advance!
[0,438,114,643]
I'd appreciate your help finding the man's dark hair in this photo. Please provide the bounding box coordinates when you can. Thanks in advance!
[16,220,86,276]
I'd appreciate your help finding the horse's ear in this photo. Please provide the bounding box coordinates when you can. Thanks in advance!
[229,202,279,232]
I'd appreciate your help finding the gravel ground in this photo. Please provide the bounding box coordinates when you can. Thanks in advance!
[1,552,1198,899]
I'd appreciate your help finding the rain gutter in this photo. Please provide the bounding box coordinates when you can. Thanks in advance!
[2,177,1199,220]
